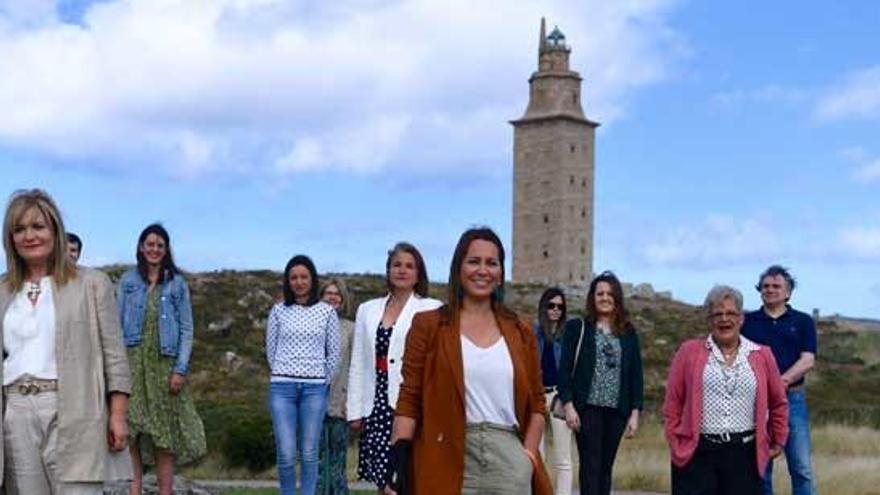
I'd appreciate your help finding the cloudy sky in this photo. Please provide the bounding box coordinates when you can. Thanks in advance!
[2,0,878,318]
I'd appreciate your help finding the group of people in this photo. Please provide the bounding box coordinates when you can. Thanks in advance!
[1,187,818,495]
[1,189,205,495]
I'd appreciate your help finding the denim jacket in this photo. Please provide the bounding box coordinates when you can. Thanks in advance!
[534,323,563,367]
[117,268,194,375]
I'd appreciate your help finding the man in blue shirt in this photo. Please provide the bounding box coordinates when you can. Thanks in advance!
[742,265,817,495]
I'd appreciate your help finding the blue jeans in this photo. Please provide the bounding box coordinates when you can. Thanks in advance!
[763,389,816,495]
[269,382,329,495]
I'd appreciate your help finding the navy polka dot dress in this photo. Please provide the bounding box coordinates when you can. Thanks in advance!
[357,324,394,486]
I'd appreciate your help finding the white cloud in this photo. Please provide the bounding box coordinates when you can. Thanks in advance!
[838,226,880,259]
[642,214,781,267]
[840,147,880,184]
[711,84,811,109]
[0,0,685,178]
[815,66,880,121]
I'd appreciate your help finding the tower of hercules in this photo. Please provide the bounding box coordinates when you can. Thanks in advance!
[511,18,598,285]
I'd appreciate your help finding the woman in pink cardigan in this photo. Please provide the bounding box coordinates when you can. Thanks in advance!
[663,285,788,495]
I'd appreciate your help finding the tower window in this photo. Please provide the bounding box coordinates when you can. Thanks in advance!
[572,94,578,105]
[581,208,586,218]
[543,214,549,223]
[580,245,586,255]
[570,144,576,153]
[569,175,574,185]
[543,250,549,258]
[582,178,587,187]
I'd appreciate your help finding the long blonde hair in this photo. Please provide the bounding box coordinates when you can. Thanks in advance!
[2,189,75,290]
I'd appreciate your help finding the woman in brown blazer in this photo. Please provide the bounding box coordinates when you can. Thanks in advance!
[386,227,552,495]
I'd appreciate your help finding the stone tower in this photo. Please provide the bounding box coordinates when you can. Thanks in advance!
[511,19,598,285]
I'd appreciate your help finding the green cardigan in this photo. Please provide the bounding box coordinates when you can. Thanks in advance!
[556,317,644,417]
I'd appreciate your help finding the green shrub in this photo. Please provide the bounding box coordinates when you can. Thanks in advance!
[222,412,276,472]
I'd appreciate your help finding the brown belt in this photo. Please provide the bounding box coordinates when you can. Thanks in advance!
[3,378,58,395]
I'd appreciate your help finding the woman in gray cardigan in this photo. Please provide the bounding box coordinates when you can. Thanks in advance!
[0,189,131,494]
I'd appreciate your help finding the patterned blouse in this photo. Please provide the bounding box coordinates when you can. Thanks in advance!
[587,326,622,408]
[700,335,759,434]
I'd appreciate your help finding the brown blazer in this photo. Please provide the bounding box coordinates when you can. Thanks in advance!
[396,306,553,495]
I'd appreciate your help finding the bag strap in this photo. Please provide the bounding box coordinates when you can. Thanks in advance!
[570,318,586,379]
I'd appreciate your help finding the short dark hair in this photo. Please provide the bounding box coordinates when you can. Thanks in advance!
[756,264,796,294]
[66,232,82,252]
[282,255,320,306]
[444,227,511,320]
[385,242,430,297]
[537,287,567,338]
[135,223,179,284]
[585,270,631,336]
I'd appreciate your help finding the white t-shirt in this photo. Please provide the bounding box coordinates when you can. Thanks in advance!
[461,334,517,427]
[3,277,57,385]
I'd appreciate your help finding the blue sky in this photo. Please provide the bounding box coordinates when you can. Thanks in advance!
[2,0,879,318]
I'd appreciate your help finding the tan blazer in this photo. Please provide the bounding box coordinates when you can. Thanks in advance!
[0,267,132,483]
[395,306,553,495]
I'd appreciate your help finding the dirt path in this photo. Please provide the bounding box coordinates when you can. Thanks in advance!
[196,479,664,494]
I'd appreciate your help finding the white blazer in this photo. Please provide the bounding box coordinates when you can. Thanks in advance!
[346,292,443,421]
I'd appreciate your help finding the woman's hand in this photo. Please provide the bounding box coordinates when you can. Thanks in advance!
[564,402,580,432]
[107,392,129,452]
[349,418,364,432]
[169,372,186,395]
[624,409,640,438]
[769,445,783,459]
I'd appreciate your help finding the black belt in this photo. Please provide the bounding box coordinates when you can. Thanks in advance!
[700,430,755,444]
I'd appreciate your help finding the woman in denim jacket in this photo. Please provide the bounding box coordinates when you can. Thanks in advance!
[118,224,206,495]
[534,287,574,495]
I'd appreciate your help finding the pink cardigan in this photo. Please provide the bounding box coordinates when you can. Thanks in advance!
[662,337,789,478]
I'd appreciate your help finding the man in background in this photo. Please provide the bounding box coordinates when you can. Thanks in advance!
[67,232,83,264]
[742,265,817,495]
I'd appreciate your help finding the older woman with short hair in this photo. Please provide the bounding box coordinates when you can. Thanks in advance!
[663,285,789,495]
[1,189,131,494]
[318,278,356,495]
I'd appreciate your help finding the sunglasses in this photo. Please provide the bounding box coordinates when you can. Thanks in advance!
[546,302,565,311]
[601,343,617,368]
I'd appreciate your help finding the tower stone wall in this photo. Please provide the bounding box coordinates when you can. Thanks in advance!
[512,19,598,285]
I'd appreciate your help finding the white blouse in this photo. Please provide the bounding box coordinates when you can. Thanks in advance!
[700,335,759,434]
[461,335,517,427]
[3,277,57,385]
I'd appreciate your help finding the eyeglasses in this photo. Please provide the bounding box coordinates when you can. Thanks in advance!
[709,311,741,321]
[546,302,565,311]
[602,343,617,368]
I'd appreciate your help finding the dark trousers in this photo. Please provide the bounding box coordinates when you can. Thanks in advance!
[672,437,761,495]
[574,405,626,495]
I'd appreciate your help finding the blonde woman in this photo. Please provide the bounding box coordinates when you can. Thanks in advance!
[1,189,131,494]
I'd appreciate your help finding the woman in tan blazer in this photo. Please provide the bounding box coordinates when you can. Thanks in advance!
[387,227,552,495]
[0,189,131,494]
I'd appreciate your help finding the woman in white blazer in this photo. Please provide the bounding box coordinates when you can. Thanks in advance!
[347,242,442,490]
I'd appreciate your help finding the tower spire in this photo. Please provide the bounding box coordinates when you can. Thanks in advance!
[539,17,547,57]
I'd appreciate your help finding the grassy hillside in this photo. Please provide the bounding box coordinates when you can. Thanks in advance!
[102,268,880,476]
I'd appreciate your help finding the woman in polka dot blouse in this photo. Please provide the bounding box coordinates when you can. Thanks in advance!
[346,242,442,490]
[266,255,341,495]
[663,285,788,495]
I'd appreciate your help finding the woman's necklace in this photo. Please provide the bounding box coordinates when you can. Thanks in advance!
[26,280,41,304]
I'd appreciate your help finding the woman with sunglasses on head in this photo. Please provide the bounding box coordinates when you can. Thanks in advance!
[1,189,131,494]
[386,227,552,495]
[267,255,341,495]
[117,224,207,495]
[347,242,441,492]
[534,288,574,495]
[556,271,643,495]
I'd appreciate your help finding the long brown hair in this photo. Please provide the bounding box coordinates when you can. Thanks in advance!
[443,227,514,321]
[2,189,75,291]
[537,287,567,338]
[585,270,631,336]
